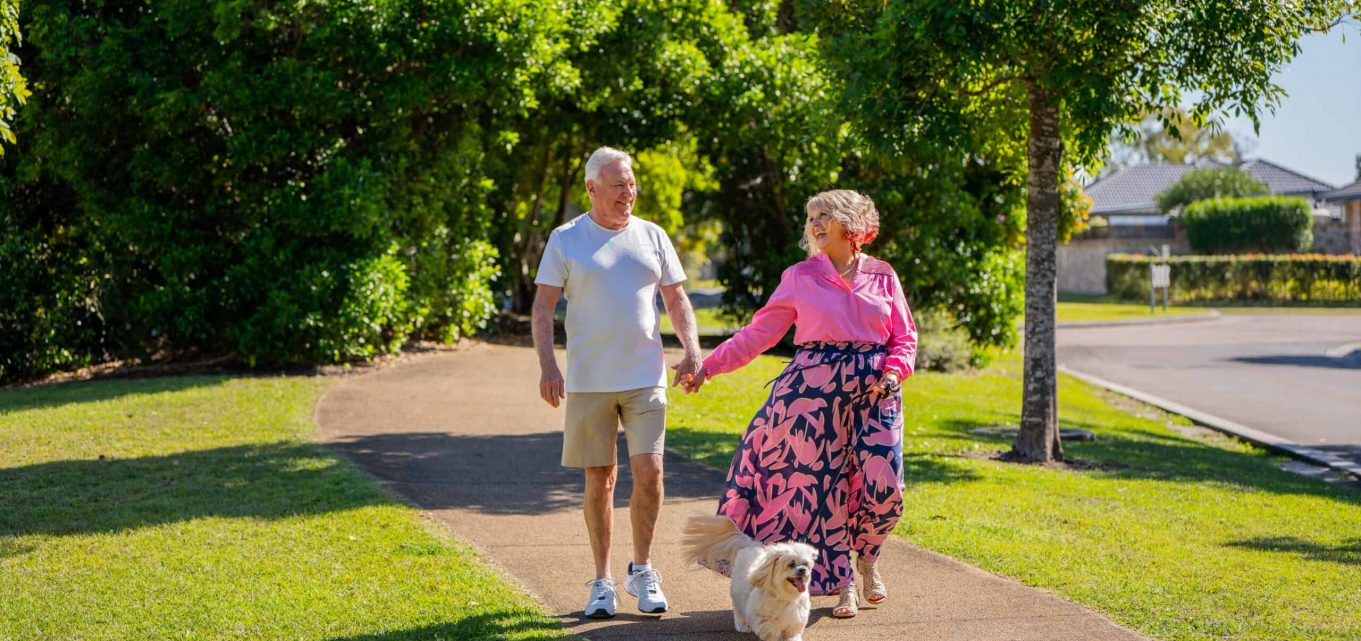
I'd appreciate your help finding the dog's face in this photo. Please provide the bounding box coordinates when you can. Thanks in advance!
[752,542,819,596]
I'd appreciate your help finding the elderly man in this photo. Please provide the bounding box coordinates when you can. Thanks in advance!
[532,146,703,618]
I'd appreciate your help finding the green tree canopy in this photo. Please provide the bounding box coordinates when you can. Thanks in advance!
[1157,166,1269,214]
[1,0,589,378]
[0,0,25,153]
[1106,108,1250,171]
[802,0,1357,462]
[488,1,753,311]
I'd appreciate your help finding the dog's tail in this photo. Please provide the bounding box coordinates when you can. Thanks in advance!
[682,514,759,569]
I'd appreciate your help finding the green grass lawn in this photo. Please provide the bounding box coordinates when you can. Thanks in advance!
[0,376,573,641]
[1056,298,1212,323]
[1057,294,1361,323]
[667,352,1361,641]
[657,306,741,336]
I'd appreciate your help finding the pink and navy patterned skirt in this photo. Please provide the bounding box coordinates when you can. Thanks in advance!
[714,341,904,595]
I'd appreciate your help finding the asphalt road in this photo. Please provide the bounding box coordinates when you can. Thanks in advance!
[1057,314,1361,466]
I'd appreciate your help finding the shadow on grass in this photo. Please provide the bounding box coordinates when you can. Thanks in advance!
[1224,536,1361,566]
[328,431,725,516]
[323,611,573,641]
[939,417,1361,504]
[0,375,232,414]
[0,441,383,539]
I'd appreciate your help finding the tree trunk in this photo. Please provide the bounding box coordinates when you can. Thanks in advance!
[511,149,582,312]
[1012,83,1064,463]
[510,144,554,313]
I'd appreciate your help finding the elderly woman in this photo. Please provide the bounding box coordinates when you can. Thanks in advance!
[691,189,916,618]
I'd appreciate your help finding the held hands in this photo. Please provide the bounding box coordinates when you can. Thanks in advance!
[539,363,565,408]
[671,353,706,394]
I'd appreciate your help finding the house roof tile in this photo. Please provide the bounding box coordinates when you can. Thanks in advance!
[1085,164,1196,215]
[1325,179,1361,202]
[1236,159,1336,197]
[1087,159,1338,216]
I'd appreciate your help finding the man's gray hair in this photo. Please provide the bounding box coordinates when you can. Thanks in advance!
[583,147,633,185]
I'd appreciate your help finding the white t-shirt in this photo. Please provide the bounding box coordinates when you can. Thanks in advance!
[535,214,687,393]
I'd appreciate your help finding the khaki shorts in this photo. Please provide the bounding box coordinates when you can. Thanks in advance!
[562,386,667,468]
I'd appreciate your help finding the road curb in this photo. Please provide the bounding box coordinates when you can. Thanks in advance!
[1058,364,1361,481]
[1323,343,1361,364]
[1054,311,1222,330]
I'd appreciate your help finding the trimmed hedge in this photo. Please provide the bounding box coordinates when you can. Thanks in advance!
[1182,196,1313,254]
[1107,254,1361,304]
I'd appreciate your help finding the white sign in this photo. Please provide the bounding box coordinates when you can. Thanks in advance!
[1151,264,1170,288]
[1149,264,1171,312]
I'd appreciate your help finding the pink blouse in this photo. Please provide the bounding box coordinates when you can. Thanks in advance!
[702,253,918,380]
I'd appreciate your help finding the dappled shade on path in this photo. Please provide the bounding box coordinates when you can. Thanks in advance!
[316,342,1150,641]
[328,431,719,515]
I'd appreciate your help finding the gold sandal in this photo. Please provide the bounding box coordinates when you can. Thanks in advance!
[832,580,859,618]
[857,557,887,605]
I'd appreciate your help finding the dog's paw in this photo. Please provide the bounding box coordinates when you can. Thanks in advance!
[732,614,750,633]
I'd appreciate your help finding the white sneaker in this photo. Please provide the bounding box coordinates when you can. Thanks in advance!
[584,578,617,619]
[625,562,669,614]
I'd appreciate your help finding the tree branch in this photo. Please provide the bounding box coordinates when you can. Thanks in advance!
[957,75,1028,97]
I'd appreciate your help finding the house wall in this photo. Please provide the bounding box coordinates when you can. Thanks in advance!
[1057,226,1189,295]
[1350,201,1361,255]
[1313,216,1352,254]
[1349,201,1361,254]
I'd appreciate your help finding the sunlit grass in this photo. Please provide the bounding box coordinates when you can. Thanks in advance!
[0,376,574,641]
[668,351,1361,641]
[1057,293,1361,323]
[658,306,740,336]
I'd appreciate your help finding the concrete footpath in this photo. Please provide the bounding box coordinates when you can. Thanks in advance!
[315,342,1146,641]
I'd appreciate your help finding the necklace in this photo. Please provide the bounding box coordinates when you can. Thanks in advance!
[836,255,858,279]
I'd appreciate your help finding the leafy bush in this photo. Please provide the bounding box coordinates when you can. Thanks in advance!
[1182,196,1313,254]
[1106,254,1361,303]
[913,309,978,373]
[0,220,103,382]
[0,0,25,153]
[0,0,1037,383]
[1155,166,1268,213]
[0,0,553,379]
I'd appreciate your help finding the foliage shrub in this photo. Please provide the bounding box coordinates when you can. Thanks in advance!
[0,0,24,152]
[0,0,1040,382]
[1106,254,1361,304]
[0,220,104,381]
[1181,196,1313,254]
[1155,166,1268,213]
[913,309,978,373]
[0,0,563,380]
[689,27,1030,353]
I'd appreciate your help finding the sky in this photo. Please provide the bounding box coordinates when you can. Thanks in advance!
[1222,24,1361,188]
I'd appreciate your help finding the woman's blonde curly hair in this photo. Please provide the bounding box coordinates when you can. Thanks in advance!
[800,189,880,257]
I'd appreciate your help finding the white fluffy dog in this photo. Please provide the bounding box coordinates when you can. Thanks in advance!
[683,515,819,641]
